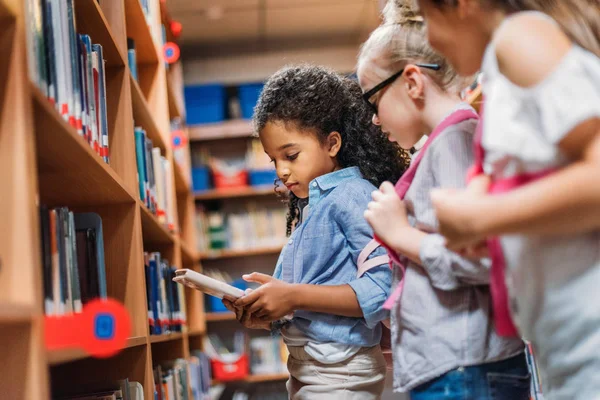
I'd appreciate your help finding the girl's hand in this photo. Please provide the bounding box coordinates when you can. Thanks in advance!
[364,181,409,248]
[431,175,491,251]
[234,273,296,321]
[222,298,271,330]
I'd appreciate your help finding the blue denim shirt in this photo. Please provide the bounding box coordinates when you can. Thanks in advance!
[273,167,391,347]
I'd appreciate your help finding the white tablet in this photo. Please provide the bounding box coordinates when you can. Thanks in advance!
[173,269,245,300]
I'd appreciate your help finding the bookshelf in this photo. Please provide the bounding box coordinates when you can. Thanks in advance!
[0,0,206,399]
[199,246,284,261]
[194,186,276,201]
[189,119,254,142]
[212,372,289,386]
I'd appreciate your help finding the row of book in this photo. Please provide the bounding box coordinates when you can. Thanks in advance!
[135,127,176,231]
[144,252,186,335]
[153,354,212,400]
[39,207,107,316]
[57,378,141,400]
[195,205,287,253]
[249,336,288,376]
[26,0,110,163]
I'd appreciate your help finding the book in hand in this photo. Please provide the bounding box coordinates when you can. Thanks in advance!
[173,269,246,300]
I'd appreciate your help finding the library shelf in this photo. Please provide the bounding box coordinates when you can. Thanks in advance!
[149,332,184,344]
[188,328,207,337]
[167,75,183,119]
[0,303,35,323]
[204,312,236,322]
[123,0,159,64]
[139,200,175,245]
[212,373,289,385]
[199,246,283,261]
[194,186,276,201]
[47,335,148,366]
[31,84,134,206]
[180,239,197,266]
[174,159,191,194]
[188,119,253,142]
[130,73,168,153]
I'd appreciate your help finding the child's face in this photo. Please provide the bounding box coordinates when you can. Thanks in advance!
[259,121,340,199]
[417,0,491,76]
[359,67,425,150]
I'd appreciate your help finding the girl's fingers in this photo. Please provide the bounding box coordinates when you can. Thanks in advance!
[379,181,395,193]
[371,190,384,201]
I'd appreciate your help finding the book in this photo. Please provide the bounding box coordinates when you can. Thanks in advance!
[39,208,107,316]
[173,269,245,300]
[93,43,109,163]
[127,38,138,81]
[134,127,147,203]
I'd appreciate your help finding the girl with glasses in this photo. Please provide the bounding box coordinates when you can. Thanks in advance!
[357,2,530,399]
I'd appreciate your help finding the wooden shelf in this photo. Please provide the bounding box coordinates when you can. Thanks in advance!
[194,186,276,201]
[149,332,184,344]
[188,328,206,336]
[74,0,126,67]
[174,160,191,194]
[180,239,197,266]
[212,373,289,385]
[139,201,175,244]
[130,74,167,153]
[189,120,253,142]
[47,335,147,366]
[167,75,183,119]
[32,85,134,206]
[124,0,159,64]
[199,245,283,261]
[205,312,236,322]
[0,303,35,323]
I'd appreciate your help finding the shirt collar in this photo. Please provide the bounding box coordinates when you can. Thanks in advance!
[308,166,362,207]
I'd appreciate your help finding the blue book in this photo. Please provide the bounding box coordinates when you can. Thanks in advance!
[134,127,147,202]
[127,38,138,81]
[149,256,161,335]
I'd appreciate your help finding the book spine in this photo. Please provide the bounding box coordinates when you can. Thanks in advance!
[134,127,147,202]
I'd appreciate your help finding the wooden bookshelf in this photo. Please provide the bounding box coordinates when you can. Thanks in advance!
[194,186,276,201]
[0,1,202,399]
[189,119,254,142]
[212,373,289,385]
[205,312,237,322]
[467,85,483,112]
[199,245,284,261]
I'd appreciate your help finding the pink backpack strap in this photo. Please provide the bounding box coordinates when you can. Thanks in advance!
[357,239,390,278]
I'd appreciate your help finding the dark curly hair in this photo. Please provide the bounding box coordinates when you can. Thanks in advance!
[254,64,410,236]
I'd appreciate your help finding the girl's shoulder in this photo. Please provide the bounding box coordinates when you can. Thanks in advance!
[327,177,377,214]
[493,12,572,88]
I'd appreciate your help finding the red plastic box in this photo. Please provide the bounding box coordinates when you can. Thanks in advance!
[211,354,249,382]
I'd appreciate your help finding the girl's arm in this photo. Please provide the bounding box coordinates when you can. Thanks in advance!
[234,273,363,319]
[367,129,492,290]
[433,16,600,248]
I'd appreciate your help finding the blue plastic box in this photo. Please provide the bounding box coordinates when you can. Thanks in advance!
[185,84,226,125]
[238,83,264,119]
[192,166,211,192]
[207,279,248,313]
[249,169,277,187]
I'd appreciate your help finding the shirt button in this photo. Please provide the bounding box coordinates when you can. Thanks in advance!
[288,239,294,245]
[457,367,465,373]
[312,182,317,187]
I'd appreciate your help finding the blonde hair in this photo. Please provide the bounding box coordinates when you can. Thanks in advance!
[427,0,600,57]
[358,0,468,94]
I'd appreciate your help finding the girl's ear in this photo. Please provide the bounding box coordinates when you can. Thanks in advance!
[403,65,425,100]
[327,131,342,158]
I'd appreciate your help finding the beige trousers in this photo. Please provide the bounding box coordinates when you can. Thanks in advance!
[286,345,387,400]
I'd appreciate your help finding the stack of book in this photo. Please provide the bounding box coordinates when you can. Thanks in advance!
[153,356,212,400]
[144,252,187,335]
[26,0,110,163]
[249,336,288,375]
[525,341,545,400]
[39,207,107,316]
[57,378,143,400]
[188,352,212,400]
[195,205,287,253]
[135,128,176,231]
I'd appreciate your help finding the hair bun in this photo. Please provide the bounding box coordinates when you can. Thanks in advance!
[383,0,424,26]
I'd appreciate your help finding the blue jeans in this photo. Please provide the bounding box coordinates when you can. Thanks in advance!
[410,353,531,400]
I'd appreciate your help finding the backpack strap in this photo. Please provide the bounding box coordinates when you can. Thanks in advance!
[357,238,390,278]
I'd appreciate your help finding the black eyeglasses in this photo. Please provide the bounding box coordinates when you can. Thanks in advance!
[362,63,441,115]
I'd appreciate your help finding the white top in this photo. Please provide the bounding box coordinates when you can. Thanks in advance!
[481,12,600,400]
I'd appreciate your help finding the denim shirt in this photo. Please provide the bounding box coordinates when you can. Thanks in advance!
[272,166,392,347]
